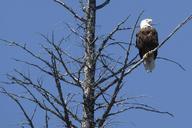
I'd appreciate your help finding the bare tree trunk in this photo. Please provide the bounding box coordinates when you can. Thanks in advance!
[82,0,96,128]
[1,0,191,128]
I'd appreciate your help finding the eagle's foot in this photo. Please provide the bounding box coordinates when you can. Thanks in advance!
[148,50,153,55]
[143,53,149,59]
[143,50,153,60]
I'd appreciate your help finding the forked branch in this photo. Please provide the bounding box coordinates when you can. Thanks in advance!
[0,88,35,128]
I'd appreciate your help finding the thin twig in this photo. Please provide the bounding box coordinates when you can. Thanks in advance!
[127,10,144,55]
[157,57,186,71]
[54,0,86,22]
[95,16,130,61]
[123,11,144,71]
[0,88,35,128]
[128,106,174,117]
[96,0,111,10]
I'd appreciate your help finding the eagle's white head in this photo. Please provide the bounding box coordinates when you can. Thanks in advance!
[140,18,153,29]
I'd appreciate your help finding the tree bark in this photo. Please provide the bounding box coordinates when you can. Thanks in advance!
[82,0,96,128]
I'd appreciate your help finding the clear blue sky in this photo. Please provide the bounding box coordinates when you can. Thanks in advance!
[0,0,192,128]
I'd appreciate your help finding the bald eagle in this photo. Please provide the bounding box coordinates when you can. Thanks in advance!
[136,19,159,72]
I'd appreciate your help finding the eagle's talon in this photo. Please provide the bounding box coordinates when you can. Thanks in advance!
[143,53,148,59]
[148,50,153,54]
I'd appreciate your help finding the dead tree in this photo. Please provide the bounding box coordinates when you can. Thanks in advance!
[0,0,191,128]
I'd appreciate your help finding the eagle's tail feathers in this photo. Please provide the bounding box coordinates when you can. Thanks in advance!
[143,57,155,73]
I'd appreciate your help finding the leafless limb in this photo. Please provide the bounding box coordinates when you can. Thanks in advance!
[127,10,144,56]
[45,108,49,128]
[158,15,192,48]
[94,11,144,89]
[2,66,81,126]
[157,57,186,71]
[31,105,38,121]
[94,13,142,92]
[104,41,135,51]
[79,0,86,12]
[42,43,83,87]
[0,39,53,71]
[54,0,86,22]
[40,33,84,64]
[4,72,64,119]
[95,16,130,61]
[66,23,85,41]
[0,88,35,128]
[96,0,111,10]
[51,53,75,128]
[128,106,173,117]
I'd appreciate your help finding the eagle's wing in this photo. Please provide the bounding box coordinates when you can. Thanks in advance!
[136,31,144,50]
[149,28,159,48]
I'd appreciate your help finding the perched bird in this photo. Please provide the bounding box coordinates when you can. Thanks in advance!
[136,18,159,72]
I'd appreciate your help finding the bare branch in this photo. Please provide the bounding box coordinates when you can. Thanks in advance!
[44,109,49,128]
[96,0,111,10]
[127,10,144,56]
[51,53,76,128]
[95,16,130,61]
[79,0,86,12]
[97,58,126,127]
[128,106,174,117]
[158,15,192,49]
[66,23,85,41]
[53,47,83,87]
[97,83,123,127]
[15,58,79,87]
[95,58,120,99]
[0,39,53,71]
[107,102,174,118]
[39,34,83,87]
[157,57,186,71]
[4,71,67,121]
[0,88,35,128]
[54,0,86,22]
[13,58,53,76]
[104,41,135,51]
[31,105,38,121]
[40,33,83,64]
